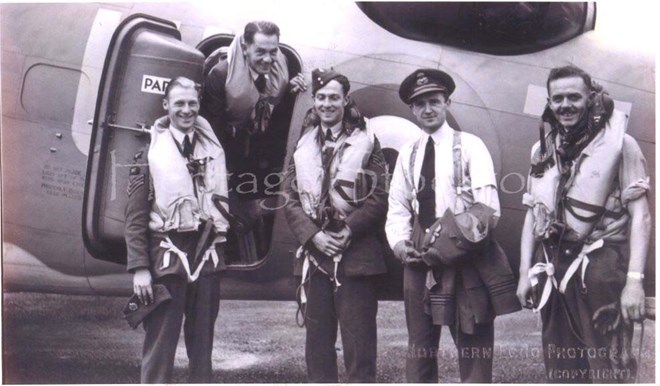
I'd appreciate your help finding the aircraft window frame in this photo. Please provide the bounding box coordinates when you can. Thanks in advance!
[356,2,596,56]
[20,63,88,124]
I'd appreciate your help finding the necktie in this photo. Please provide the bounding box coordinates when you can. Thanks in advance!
[417,136,436,229]
[324,128,335,142]
[255,74,266,93]
[182,134,193,159]
[322,141,334,170]
[321,129,335,207]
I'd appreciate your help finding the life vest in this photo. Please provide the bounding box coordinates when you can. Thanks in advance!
[225,34,289,132]
[527,110,628,241]
[293,120,375,221]
[293,120,376,300]
[148,116,229,235]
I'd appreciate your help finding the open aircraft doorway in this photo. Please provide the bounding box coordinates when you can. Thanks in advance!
[83,14,302,271]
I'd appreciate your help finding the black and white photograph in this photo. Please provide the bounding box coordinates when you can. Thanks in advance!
[1,1,655,383]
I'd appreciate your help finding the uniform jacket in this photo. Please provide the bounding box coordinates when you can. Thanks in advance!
[416,207,520,330]
[200,58,234,137]
[284,124,389,277]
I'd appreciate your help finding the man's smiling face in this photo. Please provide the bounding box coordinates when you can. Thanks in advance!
[548,76,593,130]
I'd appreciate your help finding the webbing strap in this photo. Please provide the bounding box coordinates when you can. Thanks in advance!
[407,141,419,191]
[452,130,463,196]
[558,239,603,293]
[528,244,557,313]
[159,237,219,283]
[564,196,605,223]
[406,131,463,213]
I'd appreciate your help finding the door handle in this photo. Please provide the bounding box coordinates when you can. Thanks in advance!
[105,122,149,134]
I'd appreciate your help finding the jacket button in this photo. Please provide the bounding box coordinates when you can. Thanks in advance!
[564,249,572,255]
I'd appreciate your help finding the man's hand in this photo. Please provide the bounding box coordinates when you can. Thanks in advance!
[423,247,460,267]
[327,226,352,251]
[289,72,307,93]
[133,268,153,305]
[516,274,534,309]
[620,279,645,324]
[393,240,425,268]
[311,231,344,257]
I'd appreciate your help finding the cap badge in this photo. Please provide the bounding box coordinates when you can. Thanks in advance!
[416,73,429,86]
[128,302,138,311]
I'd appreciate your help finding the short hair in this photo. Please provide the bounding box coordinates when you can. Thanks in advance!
[546,65,593,93]
[244,21,280,44]
[164,77,201,99]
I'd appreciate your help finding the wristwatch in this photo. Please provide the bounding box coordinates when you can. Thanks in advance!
[626,271,645,280]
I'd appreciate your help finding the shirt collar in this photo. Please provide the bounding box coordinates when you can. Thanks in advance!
[321,121,344,140]
[426,120,452,144]
[248,65,270,82]
[169,124,195,145]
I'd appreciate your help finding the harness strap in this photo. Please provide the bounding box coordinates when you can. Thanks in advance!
[159,236,219,283]
[558,239,604,293]
[528,244,557,313]
[604,209,626,220]
[333,254,343,288]
[297,247,311,304]
[564,196,606,223]
[452,130,463,196]
[406,131,464,214]
[405,141,420,214]
[295,246,331,305]
[211,194,248,235]
[529,239,604,312]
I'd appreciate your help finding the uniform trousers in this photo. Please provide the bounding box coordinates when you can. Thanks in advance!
[537,242,634,383]
[303,264,379,383]
[141,232,222,383]
[403,265,494,383]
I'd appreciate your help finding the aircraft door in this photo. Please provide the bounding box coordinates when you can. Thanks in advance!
[83,14,204,264]
[195,35,303,271]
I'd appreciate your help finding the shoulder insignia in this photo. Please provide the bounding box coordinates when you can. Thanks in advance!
[127,173,146,197]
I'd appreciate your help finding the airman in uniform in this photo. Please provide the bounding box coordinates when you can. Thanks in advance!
[124,77,229,383]
[386,69,520,383]
[517,65,651,382]
[283,68,388,382]
[200,20,306,195]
